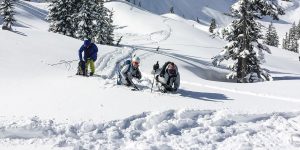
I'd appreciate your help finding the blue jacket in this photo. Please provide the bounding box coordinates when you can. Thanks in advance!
[79,43,98,61]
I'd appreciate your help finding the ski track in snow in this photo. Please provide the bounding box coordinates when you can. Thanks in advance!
[15,1,48,22]
[95,47,134,79]
[1,109,300,149]
[117,18,172,46]
[148,18,172,44]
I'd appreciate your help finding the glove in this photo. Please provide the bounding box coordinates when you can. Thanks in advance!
[153,62,159,71]
[127,74,133,79]
[155,75,159,81]
[133,73,141,80]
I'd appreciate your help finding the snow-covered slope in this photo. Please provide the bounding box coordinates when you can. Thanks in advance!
[126,0,300,25]
[125,0,235,26]
[1,0,300,149]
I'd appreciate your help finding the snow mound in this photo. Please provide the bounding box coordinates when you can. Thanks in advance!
[1,109,300,149]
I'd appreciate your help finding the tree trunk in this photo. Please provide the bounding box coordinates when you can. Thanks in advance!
[237,57,247,83]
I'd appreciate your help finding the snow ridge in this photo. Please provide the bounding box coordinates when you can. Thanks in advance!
[1,109,300,149]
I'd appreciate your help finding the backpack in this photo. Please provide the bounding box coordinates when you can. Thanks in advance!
[120,59,132,74]
[76,61,86,75]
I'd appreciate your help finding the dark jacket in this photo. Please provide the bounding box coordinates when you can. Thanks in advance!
[79,43,98,61]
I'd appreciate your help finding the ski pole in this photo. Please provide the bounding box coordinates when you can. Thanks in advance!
[151,61,159,93]
[129,78,139,90]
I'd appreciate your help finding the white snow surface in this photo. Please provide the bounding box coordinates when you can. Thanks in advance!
[1,0,300,149]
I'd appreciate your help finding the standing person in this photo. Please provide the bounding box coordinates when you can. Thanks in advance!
[153,61,180,93]
[119,57,142,87]
[78,39,98,76]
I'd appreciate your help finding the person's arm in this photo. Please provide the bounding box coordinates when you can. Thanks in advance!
[120,64,130,80]
[92,44,98,61]
[134,68,142,80]
[79,45,84,61]
[173,73,180,91]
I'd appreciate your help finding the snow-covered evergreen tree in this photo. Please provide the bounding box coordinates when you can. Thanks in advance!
[0,0,15,30]
[196,17,200,23]
[105,11,115,45]
[48,0,79,37]
[48,0,115,45]
[209,18,216,33]
[295,20,300,39]
[296,20,300,39]
[282,32,289,50]
[283,23,299,53]
[75,0,99,40]
[264,22,279,47]
[288,23,299,53]
[95,0,108,44]
[170,7,174,13]
[212,0,284,83]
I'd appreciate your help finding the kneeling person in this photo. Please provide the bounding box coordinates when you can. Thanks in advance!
[154,62,180,93]
[120,57,142,86]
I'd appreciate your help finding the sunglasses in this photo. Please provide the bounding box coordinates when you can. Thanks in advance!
[132,61,139,65]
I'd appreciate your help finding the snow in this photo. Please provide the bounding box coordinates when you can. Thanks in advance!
[1,0,300,149]
[1,109,300,150]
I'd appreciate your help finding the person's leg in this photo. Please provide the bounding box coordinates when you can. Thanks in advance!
[89,60,95,76]
[84,61,89,76]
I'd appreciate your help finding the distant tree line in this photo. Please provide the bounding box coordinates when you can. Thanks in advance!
[282,21,300,53]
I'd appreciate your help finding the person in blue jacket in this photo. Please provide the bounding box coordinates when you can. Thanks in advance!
[79,39,98,76]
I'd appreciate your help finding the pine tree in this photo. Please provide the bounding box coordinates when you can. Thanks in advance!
[170,7,174,13]
[105,11,115,45]
[48,0,80,37]
[196,17,200,23]
[75,0,99,40]
[289,23,299,53]
[296,20,300,39]
[264,22,279,47]
[212,0,284,83]
[0,0,15,30]
[48,0,114,44]
[95,0,108,44]
[283,23,299,53]
[282,32,289,50]
[209,18,216,33]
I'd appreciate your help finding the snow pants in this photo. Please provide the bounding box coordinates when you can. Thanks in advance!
[85,59,95,74]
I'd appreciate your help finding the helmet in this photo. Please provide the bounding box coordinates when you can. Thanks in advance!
[132,56,140,65]
[131,57,140,68]
[84,39,91,47]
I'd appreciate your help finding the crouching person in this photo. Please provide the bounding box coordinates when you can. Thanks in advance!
[154,62,180,93]
[119,57,142,86]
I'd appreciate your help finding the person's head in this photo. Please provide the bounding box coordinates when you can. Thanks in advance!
[83,39,91,47]
[131,57,140,69]
[167,62,177,75]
